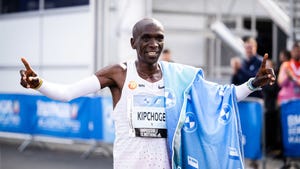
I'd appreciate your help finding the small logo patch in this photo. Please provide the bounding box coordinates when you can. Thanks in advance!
[218,104,232,125]
[183,112,197,132]
[128,81,137,90]
[165,88,176,109]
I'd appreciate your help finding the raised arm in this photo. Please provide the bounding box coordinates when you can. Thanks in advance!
[19,57,123,102]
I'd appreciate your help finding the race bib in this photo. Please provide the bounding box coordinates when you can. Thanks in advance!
[128,94,167,138]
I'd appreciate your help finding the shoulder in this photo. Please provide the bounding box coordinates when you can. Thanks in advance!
[94,62,128,88]
[280,61,290,69]
[255,55,263,62]
[94,62,127,81]
[98,63,127,74]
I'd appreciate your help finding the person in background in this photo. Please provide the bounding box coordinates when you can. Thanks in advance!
[230,56,242,84]
[277,42,300,169]
[279,50,291,66]
[278,41,300,105]
[276,49,291,80]
[231,36,263,98]
[160,48,174,62]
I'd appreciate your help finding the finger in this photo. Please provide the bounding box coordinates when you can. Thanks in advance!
[19,70,27,80]
[19,70,26,76]
[266,68,275,76]
[28,76,39,81]
[21,57,33,71]
[260,53,268,69]
[20,81,27,88]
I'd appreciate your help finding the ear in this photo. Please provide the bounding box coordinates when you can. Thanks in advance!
[130,38,136,49]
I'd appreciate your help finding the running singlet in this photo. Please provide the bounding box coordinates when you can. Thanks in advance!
[111,60,170,169]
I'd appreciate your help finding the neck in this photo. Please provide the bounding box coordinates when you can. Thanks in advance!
[135,61,162,82]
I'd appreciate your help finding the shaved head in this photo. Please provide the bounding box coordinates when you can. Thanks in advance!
[132,18,164,38]
[130,18,165,65]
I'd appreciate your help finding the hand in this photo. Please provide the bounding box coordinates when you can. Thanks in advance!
[230,57,241,74]
[286,68,297,81]
[252,54,276,88]
[19,57,41,89]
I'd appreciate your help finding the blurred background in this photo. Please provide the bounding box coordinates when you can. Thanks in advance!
[1,0,299,90]
[0,0,300,169]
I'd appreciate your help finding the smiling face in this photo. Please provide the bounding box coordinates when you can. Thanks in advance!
[131,18,165,65]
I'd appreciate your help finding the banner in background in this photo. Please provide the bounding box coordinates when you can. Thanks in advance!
[0,94,35,133]
[281,100,300,157]
[32,96,92,139]
[0,94,115,143]
[89,96,115,143]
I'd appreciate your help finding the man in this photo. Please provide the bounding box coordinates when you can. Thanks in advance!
[20,18,275,169]
[231,36,263,98]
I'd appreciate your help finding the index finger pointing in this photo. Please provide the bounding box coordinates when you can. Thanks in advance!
[21,57,32,71]
[261,53,268,69]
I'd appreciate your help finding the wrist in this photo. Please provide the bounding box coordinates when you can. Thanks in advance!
[247,77,262,92]
[33,78,43,90]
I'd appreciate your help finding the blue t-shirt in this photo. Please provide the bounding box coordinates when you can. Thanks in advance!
[231,55,262,98]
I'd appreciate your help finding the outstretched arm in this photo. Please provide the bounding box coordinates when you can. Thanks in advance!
[20,57,101,102]
[235,54,276,101]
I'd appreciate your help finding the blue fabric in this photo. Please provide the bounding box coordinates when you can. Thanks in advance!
[238,100,263,160]
[160,61,198,160]
[161,61,244,169]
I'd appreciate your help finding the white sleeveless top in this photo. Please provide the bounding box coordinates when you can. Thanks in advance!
[112,60,170,169]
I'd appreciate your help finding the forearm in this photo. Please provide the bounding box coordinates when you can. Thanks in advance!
[235,78,260,101]
[235,83,252,102]
[37,75,101,102]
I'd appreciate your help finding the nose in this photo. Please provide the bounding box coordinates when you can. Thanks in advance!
[148,38,159,48]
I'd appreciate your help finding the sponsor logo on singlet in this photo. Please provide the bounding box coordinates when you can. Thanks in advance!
[128,81,137,90]
[165,88,176,109]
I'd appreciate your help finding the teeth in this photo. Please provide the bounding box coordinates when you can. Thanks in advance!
[148,52,156,56]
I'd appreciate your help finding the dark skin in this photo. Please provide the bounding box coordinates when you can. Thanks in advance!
[20,18,276,108]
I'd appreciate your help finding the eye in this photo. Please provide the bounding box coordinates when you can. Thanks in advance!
[142,35,150,42]
[156,35,164,42]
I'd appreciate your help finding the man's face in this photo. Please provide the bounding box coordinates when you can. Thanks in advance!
[244,39,257,58]
[131,20,164,64]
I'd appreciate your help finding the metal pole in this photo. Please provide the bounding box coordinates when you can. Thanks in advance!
[251,0,257,37]
[272,23,278,64]
[287,0,295,49]
[38,0,44,76]
[93,0,99,72]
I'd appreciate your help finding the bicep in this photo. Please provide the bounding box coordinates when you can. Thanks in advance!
[94,64,124,89]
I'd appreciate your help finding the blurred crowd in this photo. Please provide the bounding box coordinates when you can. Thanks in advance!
[230,37,300,169]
